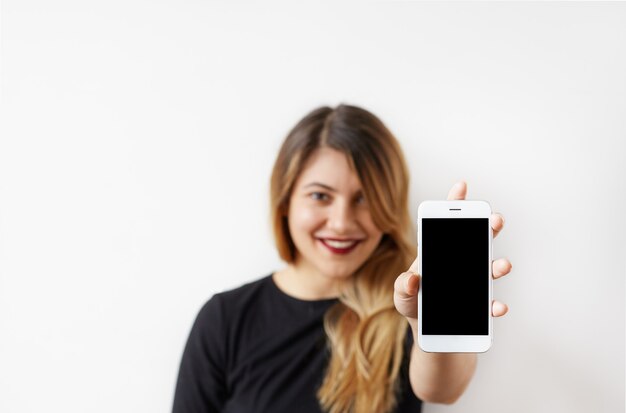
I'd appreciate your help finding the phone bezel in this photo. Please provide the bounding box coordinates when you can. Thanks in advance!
[417,200,493,353]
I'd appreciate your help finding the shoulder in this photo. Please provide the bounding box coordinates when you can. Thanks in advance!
[187,274,273,352]
[195,274,273,326]
[187,274,275,368]
[216,274,272,303]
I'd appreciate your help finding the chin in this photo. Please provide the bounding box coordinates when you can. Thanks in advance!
[318,263,360,279]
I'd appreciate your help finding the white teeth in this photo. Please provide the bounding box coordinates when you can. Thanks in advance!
[323,239,358,248]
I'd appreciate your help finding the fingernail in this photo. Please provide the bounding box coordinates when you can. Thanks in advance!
[406,273,419,293]
[405,273,414,287]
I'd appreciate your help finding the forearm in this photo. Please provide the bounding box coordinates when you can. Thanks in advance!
[407,320,477,404]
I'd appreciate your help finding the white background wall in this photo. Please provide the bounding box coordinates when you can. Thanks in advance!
[1,1,624,412]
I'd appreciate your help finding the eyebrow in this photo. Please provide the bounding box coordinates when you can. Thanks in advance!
[304,182,336,192]
[303,182,363,195]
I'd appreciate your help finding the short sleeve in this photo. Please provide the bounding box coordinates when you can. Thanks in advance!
[404,324,414,356]
[172,295,228,413]
[393,324,424,411]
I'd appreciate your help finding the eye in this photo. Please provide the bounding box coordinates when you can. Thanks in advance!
[356,194,366,204]
[310,192,329,201]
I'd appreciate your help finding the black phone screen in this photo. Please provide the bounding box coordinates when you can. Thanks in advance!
[421,218,490,335]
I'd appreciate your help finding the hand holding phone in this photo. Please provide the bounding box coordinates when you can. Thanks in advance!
[393,182,511,353]
[417,199,493,353]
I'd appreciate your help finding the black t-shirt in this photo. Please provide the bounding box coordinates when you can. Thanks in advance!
[172,273,423,413]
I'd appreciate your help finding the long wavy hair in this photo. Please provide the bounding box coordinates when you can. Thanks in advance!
[269,104,416,413]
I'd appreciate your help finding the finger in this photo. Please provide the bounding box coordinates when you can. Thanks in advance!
[492,258,513,279]
[394,271,420,319]
[492,300,509,317]
[446,180,467,200]
[490,213,505,238]
[394,271,420,298]
[408,256,419,274]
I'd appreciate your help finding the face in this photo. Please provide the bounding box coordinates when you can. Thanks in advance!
[286,147,384,281]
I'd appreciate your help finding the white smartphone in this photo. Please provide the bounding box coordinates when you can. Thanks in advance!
[417,200,493,353]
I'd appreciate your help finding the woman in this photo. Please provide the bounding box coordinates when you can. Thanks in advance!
[172,104,512,413]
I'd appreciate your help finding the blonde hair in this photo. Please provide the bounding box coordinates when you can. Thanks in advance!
[270,104,416,413]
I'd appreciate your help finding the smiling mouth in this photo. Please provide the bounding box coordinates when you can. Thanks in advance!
[317,238,362,255]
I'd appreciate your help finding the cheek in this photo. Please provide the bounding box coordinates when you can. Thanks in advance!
[359,211,383,239]
[288,203,324,237]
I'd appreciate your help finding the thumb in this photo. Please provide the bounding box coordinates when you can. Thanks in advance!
[394,271,420,319]
[394,270,420,299]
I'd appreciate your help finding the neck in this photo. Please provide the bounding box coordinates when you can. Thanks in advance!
[273,259,343,301]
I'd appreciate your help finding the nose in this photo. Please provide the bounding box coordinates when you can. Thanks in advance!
[327,199,356,234]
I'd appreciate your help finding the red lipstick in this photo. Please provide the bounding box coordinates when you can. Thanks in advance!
[318,239,361,255]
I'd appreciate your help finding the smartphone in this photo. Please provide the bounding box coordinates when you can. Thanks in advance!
[417,200,493,353]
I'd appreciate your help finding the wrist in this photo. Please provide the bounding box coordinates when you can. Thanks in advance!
[406,317,418,339]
